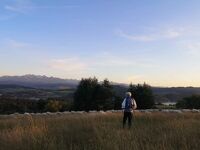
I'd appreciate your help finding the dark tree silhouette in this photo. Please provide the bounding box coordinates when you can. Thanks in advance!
[74,77,98,111]
[73,78,114,111]
[128,83,155,109]
[176,95,200,109]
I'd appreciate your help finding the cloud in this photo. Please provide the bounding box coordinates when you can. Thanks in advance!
[126,75,147,83]
[116,28,183,42]
[116,30,155,42]
[5,5,25,13]
[5,39,30,49]
[184,42,200,55]
[4,0,80,14]
[32,5,80,9]
[90,53,156,69]
[4,0,34,13]
[93,57,134,67]
[163,30,181,38]
[49,58,87,72]
[47,54,156,80]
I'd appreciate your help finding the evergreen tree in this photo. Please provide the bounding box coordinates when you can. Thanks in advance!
[74,78,114,111]
[128,83,155,109]
[74,77,98,111]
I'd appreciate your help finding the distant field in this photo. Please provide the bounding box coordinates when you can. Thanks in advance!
[0,88,75,101]
[0,112,199,150]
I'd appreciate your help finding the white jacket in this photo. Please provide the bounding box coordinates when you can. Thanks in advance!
[121,98,137,110]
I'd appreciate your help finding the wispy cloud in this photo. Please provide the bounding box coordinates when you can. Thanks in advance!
[4,0,34,13]
[184,42,200,55]
[4,0,79,14]
[93,56,134,67]
[5,39,30,49]
[116,28,184,42]
[47,53,156,79]
[32,5,80,9]
[163,29,182,38]
[49,58,87,72]
[89,53,156,68]
[116,30,155,42]
[127,75,146,83]
[5,5,26,13]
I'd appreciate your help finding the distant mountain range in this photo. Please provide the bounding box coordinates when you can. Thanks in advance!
[0,74,79,89]
[1,75,200,102]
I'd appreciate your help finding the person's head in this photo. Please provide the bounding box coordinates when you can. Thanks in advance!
[125,92,132,98]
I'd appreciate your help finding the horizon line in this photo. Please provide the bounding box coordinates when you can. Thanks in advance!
[0,74,199,88]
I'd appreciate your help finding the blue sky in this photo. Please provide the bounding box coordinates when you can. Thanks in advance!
[1,0,200,86]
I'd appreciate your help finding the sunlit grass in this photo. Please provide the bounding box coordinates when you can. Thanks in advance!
[0,112,199,150]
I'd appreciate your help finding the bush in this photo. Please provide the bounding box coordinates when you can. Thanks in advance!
[45,100,70,112]
[176,95,200,109]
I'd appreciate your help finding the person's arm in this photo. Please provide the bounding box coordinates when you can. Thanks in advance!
[132,99,137,109]
[121,99,126,109]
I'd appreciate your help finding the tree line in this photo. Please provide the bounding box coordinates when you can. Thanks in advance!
[73,77,155,111]
[176,95,200,109]
[2,77,199,114]
[0,77,156,114]
[0,97,73,114]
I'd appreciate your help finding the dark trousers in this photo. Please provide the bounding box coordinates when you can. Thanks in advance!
[123,111,133,128]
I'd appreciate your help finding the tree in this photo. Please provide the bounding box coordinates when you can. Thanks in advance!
[128,82,136,95]
[73,78,114,111]
[113,96,122,110]
[128,83,155,109]
[37,100,48,112]
[74,77,99,111]
[99,79,114,110]
[176,95,200,109]
[102,78,112,88]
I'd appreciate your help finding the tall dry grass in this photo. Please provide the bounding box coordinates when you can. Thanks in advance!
[0,112,199,150]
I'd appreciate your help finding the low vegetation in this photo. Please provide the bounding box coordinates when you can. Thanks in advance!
[0,112,199,150]
[176,95,200,109]
[0,98,73,114]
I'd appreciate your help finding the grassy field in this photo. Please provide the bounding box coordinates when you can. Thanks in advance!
[0,112,199,150]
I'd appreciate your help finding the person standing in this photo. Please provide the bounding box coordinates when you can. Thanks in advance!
[121,92,137,128]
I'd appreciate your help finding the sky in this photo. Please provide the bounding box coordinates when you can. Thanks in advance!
[1,0,200,87]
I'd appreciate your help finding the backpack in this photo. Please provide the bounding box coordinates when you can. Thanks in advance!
[125,97,132,111]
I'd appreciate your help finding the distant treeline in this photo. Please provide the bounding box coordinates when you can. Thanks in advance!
[176,95,200,109]
[0,77,200,114]
[0,78,155,114]
[73,77,156,111]
[0,97,73,114]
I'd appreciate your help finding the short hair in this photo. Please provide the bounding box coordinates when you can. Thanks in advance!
[126,92,132,97]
